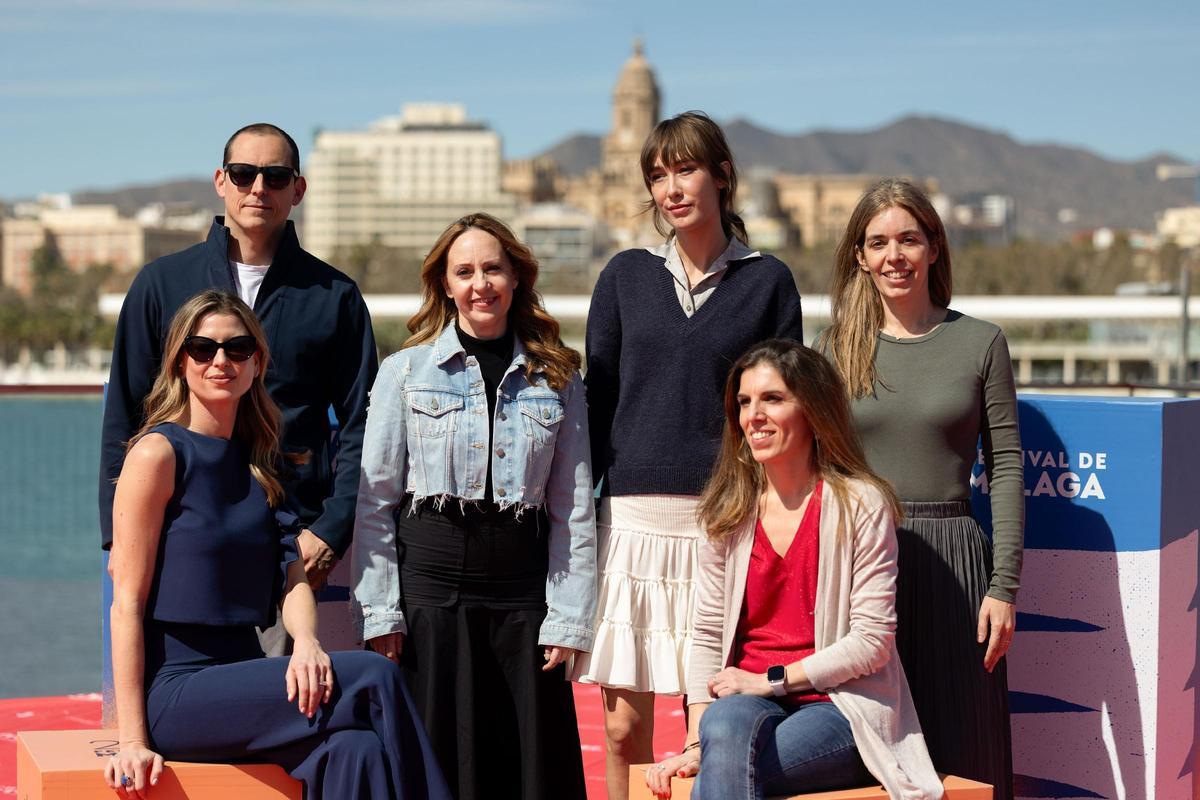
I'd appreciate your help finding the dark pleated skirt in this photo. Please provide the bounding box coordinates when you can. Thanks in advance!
[396,501,587,800]
[895,501,1013,800]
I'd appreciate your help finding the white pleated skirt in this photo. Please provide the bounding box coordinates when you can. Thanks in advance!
[569,494,702,695]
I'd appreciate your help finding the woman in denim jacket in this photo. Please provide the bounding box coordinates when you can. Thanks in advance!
[352,213,597,800]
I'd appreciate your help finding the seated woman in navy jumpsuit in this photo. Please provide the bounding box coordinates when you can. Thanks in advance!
[105,289,450,800]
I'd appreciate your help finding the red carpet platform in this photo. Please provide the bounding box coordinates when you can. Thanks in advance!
[1,685,686,799]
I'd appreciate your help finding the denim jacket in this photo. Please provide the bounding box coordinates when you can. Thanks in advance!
[352,324,597,651]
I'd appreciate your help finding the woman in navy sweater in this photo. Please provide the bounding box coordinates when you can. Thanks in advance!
[570,111,804,799]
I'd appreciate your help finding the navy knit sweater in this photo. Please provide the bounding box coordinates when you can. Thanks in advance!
[585,247,804,496]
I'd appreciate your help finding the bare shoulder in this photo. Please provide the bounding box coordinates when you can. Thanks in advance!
[120,433,176,486]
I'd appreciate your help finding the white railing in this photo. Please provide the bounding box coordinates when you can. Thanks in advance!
[99,293,1200,322]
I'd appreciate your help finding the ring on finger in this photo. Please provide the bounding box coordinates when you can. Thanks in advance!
[121,774,132,787]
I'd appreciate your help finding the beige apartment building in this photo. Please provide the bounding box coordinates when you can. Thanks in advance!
[1157,205,1200,249]
[303,103,517,261]
[773,174,941,246]
[1,205,202,295]
[772,174,884,246]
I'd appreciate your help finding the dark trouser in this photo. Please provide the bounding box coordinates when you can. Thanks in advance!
[147,645,450,800]
[395,500,586,800]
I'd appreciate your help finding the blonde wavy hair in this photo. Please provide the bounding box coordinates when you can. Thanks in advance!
[820,178,952,398]
[127,290,289,507]
[698,339,901,542]
[404,212,581,390]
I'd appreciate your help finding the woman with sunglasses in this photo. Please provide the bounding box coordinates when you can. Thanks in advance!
[106,290,449,799]
[570,111,803,799]
[645,340,941,800]
[352,213,596,799]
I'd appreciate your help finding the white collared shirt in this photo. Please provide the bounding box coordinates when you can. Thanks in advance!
[647,236,761,317]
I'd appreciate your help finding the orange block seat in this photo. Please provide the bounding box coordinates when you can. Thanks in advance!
[628,765,992,800]
[17,729,301,800]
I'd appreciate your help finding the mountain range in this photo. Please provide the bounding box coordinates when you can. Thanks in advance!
[58,115,1195,242]
[538,115,1194,239]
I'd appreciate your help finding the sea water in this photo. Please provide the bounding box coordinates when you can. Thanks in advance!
[0,394,103,698]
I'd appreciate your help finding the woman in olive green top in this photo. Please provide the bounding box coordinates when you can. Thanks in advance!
[821,179,1023,800]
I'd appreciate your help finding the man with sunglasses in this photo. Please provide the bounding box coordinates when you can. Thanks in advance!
[100,124,378,630]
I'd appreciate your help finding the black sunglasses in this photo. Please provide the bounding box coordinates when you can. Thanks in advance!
[183,335,258,363]
[223,163,298,190]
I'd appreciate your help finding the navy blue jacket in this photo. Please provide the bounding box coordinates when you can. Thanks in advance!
[99,218,378,556]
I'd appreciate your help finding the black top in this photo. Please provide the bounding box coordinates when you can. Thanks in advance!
[585,247,804,495]
[143,423,298,627]
[456,322,514,504]
[99,217,378,556]
[397,324,542,609]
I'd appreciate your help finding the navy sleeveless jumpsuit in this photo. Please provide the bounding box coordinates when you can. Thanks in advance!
[138,423,450,799]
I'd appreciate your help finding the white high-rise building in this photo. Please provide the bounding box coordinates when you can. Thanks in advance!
[303,104,517,261]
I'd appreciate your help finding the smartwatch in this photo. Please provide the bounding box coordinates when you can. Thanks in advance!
[767,665,787,697]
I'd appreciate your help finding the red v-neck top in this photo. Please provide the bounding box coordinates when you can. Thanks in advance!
[732,481,828,705]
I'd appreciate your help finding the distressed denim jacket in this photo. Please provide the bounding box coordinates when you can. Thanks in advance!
[352,324,597,651]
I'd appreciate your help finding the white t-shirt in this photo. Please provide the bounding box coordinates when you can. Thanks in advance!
[230,260,271,309]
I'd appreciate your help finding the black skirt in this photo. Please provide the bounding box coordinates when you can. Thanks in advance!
[895,500,1013,800]
[395,499,586,800]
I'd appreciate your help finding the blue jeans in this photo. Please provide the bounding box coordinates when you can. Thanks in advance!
[694,696,874,800]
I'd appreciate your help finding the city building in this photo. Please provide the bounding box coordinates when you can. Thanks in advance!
[1157,206,1200,249]
[560,40,662,249]
[772,174,888,245]
[741,170,798,251]
[503,157,565,205]
[934,191,1016,247]
[1,203,202,295]
[303,103,517,261]
[511,203,610,290]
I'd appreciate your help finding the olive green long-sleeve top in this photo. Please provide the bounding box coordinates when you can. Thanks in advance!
[849,310,1024,603]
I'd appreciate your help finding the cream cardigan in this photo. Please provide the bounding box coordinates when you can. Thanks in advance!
[687,479,944,800]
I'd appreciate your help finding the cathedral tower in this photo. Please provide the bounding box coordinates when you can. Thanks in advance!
[602,38,661,182]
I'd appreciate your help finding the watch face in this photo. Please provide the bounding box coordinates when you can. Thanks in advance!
[767,665,786,683]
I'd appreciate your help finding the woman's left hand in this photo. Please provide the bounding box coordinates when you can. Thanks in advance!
[287,637,334,717]
[542,646,578,672]
[645,751,700,798]
[707,666,771,698]
[977,596,1016,672]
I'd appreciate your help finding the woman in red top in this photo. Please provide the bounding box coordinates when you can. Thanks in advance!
[645,340,941,800]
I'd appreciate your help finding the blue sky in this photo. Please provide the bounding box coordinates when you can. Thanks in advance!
[2,0,1197,199]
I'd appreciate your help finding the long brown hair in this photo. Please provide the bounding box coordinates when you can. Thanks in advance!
[404,212,581,390]
[821,178,952,398]
[639,111,748,245]
[698,339,901,541]
[127,290,289,506]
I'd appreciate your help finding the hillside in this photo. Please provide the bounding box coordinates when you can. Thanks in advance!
[536,115,1193,239]
[35,116,1194,242]
[72,178,220,217]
